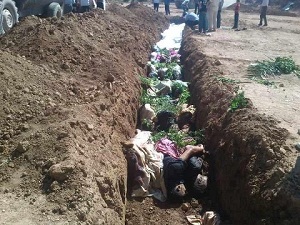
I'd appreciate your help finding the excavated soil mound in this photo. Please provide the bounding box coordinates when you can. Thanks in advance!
[0,3,168,224]
[180,29,300,225]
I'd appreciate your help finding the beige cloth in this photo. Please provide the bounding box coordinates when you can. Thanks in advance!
[187,211,221,225]
[129,130,167,201]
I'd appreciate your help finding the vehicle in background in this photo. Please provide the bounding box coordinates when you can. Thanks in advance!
[0,0,64,34]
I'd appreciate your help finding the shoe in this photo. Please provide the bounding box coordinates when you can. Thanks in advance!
[258,24,262,26]
[263,24,268,26]
[232,26,237,29]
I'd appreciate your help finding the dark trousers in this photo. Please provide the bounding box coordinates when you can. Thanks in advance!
[259,6,267,25]
[194,3,199,14]
[217,9,221,28]
[233,12,239,28]
[165,4,170,15]
[81,6,90,12]
[154,3,159,12]
[97,2,104,9]
[199,11,207,33]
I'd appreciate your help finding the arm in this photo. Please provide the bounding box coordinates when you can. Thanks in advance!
[179,144,205,161]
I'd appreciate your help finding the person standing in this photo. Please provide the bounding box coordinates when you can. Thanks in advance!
[153,0,160,12]
[181,0,190,17]
[194,0,200,14]
[232,0,240,29]
[217,0,224,28]
[207,0,219,32]
[258,0,269,26]
[198,0,208,34]
[164,0,171,15]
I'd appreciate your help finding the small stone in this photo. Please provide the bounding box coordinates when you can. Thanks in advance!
[55,92,62,98]
[6,115,13,120]
[88,136,95,143]
[20,123,30,131]
[0,145,6,153]
[61,63,70,70]
[181,203,190,212]
[86,124,94,131]
[50,181,60,191]
[298,129,300,135]
[16,141,30,153]
[23,87,30,93]
[279,83,284,87]
[88,32,93,37]
[278,148,286,155]
[295,143,300,151]
[48,161,75,181]
[8,162,15,168]
[21,172,28,177]
[106,74,115,83]
[214,60,222,66]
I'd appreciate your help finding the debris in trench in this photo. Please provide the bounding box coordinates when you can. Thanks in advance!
[124,23,217,223]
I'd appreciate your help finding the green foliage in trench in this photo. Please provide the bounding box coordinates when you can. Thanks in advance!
[152,129,205,148]
[140,90,178,114]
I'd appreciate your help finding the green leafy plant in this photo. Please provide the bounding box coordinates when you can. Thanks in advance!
[140,90,177,114]
[189,129,205,144]
[139,76,159,89]
[230,91,248,112]
[217,77,237,84]
[178,89,190,105]
[248,56,300,79]
[152,128,196,148]
[171,81,187,98]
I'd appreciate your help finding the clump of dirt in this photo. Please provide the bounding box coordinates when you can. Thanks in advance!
[180,29,300,225]
[0,3,169,224]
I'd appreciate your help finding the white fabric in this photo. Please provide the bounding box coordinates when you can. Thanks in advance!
[156,23,185,50]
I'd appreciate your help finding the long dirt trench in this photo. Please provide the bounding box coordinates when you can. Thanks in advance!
[0,3,299,225]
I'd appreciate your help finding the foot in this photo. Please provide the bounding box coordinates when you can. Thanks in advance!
[232,26,237,29]
[258,24,262,26]
[263,24,268,26]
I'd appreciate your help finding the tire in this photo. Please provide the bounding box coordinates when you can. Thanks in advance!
[47,2,63,18]
[0,0,18,34]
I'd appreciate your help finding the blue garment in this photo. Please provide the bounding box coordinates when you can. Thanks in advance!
[199,11,207,33]
[185,12,199,22]
[199,0,207,12]
[164,0,170,4]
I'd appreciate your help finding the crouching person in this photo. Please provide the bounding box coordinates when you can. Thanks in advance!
[185,12,199,30]
[163,144,208,201]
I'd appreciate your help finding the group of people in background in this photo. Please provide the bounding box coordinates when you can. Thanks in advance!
[153,0,269,34]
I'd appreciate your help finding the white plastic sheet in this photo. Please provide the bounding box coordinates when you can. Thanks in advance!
[156,23,185,50]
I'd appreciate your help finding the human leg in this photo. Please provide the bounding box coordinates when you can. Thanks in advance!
[207,10,213,31]
[194,3,199,14]
[262,6,267,25]
[233,12,239,28]
[212,9,217,30]
[217,10,221,28]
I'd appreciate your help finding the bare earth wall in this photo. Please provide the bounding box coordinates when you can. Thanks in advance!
[180,29,300,225]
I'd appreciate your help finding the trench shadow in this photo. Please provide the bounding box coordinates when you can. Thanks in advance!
[169,16,185,25]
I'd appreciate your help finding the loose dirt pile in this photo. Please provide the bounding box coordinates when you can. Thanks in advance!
[180,9,300,225]
[0,3,168,224]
